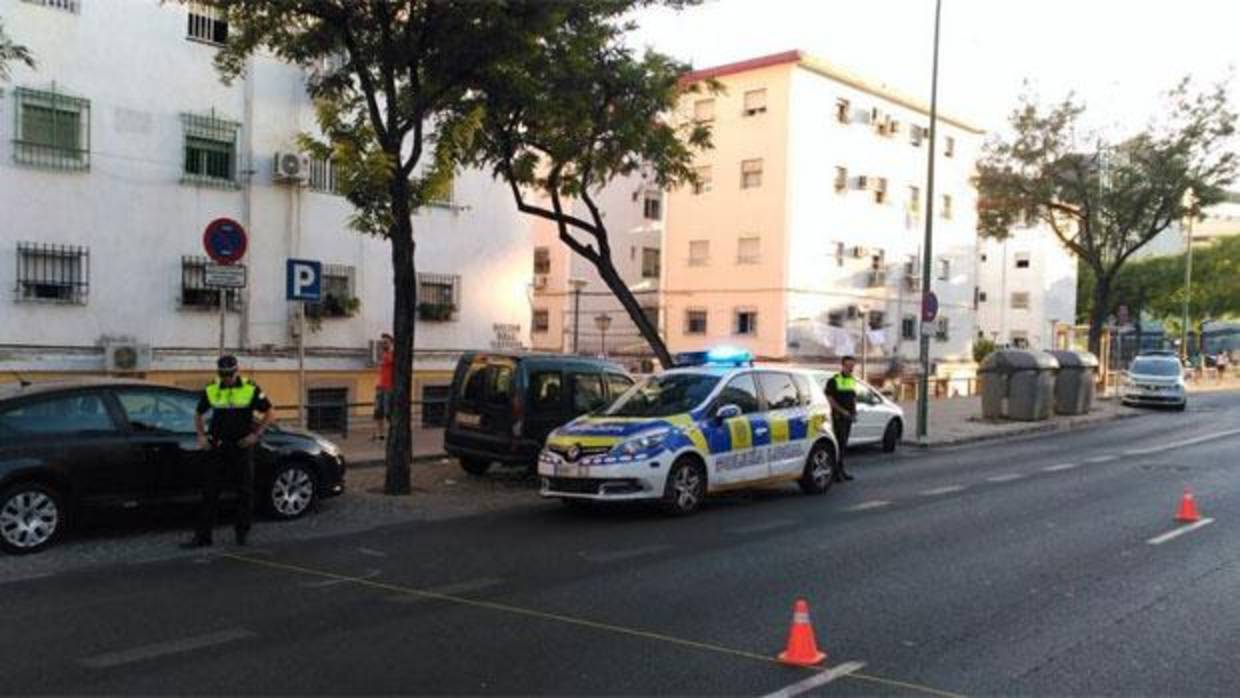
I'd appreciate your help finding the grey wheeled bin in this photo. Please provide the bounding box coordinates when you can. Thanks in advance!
[977,350,1060,421]
[1049,350,1099,415]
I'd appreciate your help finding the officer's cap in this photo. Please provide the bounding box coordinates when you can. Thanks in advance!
[217,355,239,371]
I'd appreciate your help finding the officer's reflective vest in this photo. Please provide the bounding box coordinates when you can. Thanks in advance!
[831,374,857,394]
[205,378,257,409]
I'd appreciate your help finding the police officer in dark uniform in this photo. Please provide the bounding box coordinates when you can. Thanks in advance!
[182,355,275,548]
[824,355,858,482]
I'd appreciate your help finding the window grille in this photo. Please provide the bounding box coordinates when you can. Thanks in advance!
[641,248,661,279]
[533,247,551,275]
[187,2,229,45]
[181,111,240,188]
[532,309,550,333]
[902,315,917,341]
[734,309,758,335]
[21,0,79,13]
[936,317,951,342]
[305,264,356,319]
[179,255,242,311]
[685,309,708,335]
[16,242,89,304]
[308,157,341,194]
[741,158,763,189]
[12,87,90,170]
[417,272,460,322]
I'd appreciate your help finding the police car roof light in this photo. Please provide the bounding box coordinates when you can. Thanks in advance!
[675,347,754,367]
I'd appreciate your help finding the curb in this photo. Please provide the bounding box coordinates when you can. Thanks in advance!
[902,408,1147,449]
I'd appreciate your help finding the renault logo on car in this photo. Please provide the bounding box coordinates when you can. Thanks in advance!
[566,444,583,462]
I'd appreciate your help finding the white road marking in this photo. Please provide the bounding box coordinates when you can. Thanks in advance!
[1147,518,1215,545]
[845,500,891,512]
[1124,428,1240,456]
[986,473,1025,483]
[582,544,672,563]
[385,577,504,604]
[357,547,388,558]
[80,628,255,669]
[920,485,966,496]
[730,519,797,535]
[1084,455,1117,464]
[301,568,380,589]
[1043,463,1079,472]
[762,661,866,698]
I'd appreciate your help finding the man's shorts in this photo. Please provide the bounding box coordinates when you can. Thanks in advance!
[374,389,391,420]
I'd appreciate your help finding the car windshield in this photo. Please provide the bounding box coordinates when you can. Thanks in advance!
[1130,358,1182,377]
[601,373,721,418]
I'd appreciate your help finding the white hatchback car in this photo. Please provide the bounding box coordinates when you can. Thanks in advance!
[809,371,906,452]
[1121,354,1187,410]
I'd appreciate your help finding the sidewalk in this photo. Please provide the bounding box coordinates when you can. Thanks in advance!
[898,395,1145,448]
[335,425,446,467]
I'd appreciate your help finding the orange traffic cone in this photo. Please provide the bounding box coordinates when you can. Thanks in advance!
[777,599,827,667]
[1176,488,1202,523]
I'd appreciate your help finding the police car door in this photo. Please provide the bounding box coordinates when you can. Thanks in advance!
[704,373,767,486]
[755,371,806,478]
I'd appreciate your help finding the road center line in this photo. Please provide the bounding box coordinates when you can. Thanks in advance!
[762,661,866,698]
[1124,427,1240,456]
[1043,463,1079,472]
[920,485,966,496]
[386,577,505,604]
[357,547,388,558]
[1147,518,1215,545]
[1084,455,1117,464]
[301,568,381,588]
[986,473,1025,483]
[79,628,255,669]
[582,544,672,563]
[845,500,891,512]
[730,519,797,535]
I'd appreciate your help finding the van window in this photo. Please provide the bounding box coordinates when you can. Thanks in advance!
[571,373,608,413]
[758,372,799,410]
[718,374,761,414]
[530,372,564,411]
[486,364,514,406]
[606,373,635,400]
[460,363,488,404]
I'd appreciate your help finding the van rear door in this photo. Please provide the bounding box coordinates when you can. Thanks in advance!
[449,355,518,448]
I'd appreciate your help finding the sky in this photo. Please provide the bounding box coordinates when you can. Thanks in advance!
[626,0,1240,138]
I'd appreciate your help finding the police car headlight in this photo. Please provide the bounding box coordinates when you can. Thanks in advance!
[613,428,672,457]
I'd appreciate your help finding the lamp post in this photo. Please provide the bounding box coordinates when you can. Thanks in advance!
[594,314,612,357]
[568,278,587,354]
[916,0,943,442]
[1180,188,1196,364]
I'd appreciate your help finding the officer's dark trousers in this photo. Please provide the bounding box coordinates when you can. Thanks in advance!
[832,417,852,478]
[196,443,254,541]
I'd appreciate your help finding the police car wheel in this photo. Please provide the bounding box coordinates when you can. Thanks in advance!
[0,482,66,555]
[660,458,706,516]
[881,419,902,453]
[268,462,317,520]
[799,442,835,495]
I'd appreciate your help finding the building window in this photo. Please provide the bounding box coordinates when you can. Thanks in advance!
[741,158,763,189]
[181,112,240,188]
[737,237,760,265]
[187,2,229,45]
[902,315,917,341]
[1011,330,1030,348]
[873,177,888,205]
[532,309,550,334]
[835,241,846,267]
[21,0,80,13]
[1011,292,1031,310]
[834,166,848,193]
[533,247,551,275]
[828,311,845,328]
[641,247,661,279]
[308,157,341,194]
[12,87,90,170]
[908,185,921,213]
[685,309,708,335]
[945,136,956,158]
[743,89,767,116]
[306,264,358,320]
[734,308,758,336]
[941,194,953,220]
[16,242,89,304]
[868,311,885,331]
[1015,252,1031,269]
[693,165,712,194]
[938,258,950,281]
[935,317,950,342]
[688,240,710,267]
[835,98,850,124]
[179,255,241,311]
[417,272,460,322]
[978,290,988,303]
[693,98,715,123]
[643,193,662,221]
[910,124,924,147]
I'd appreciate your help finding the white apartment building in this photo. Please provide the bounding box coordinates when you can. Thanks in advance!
[664,51,983,386]
[975,225,1078,350]
[1134,191,1240,259]
[0,0,533,423]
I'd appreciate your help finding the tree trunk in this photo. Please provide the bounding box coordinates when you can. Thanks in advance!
[1087,274,1111,357]
[593,256,674,369]
[384,180,415,495]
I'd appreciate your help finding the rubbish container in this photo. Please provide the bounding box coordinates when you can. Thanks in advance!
[977,350,1061,421]
[1049,350,1099,415]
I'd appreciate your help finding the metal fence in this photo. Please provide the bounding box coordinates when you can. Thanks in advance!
[270,397,450,438]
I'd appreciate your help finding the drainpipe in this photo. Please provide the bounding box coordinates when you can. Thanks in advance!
[239,56,256,349]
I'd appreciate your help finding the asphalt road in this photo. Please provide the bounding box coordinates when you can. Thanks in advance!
[3,392,1239,696]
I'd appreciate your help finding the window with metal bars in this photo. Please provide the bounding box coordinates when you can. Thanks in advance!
[181,112,239,188]
[641,247,661,279]
[186,2,229,45]
[179,256,242,311]
[417,272,460,322]
[532,309,550,333]
[12,87,90,170]
[533,247,551,275]
[305,264,357,320]
[20,0,79,13]
[16,242,89,304]
[308,157,341,194]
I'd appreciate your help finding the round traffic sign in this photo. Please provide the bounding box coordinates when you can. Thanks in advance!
[922,291,939,323]
[202,218,248,265]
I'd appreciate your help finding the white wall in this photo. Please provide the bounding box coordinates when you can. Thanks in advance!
[976,224,1077,349]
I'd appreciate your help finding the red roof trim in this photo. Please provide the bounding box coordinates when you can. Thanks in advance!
[679,50,803,85]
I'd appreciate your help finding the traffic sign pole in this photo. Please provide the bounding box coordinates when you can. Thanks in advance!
[917,0,943,443]
[202,218,249,359]
[298,302,307,428]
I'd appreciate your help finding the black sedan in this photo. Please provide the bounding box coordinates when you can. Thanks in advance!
[0,378,346,554]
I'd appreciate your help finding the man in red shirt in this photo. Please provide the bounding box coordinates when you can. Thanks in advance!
[373,333,394,440]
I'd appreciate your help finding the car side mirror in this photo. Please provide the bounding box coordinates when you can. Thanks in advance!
[714,404,742,421]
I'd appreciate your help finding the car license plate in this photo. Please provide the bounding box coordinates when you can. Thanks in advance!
[456,412,481,428]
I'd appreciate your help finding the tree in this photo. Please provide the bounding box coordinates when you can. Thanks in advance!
[0,18,36,82]
[976,81,1237,354]
[205,1,573,494]
[465,8,712,369]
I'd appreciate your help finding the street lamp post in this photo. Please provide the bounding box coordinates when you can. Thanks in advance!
[1180,188,1196,364]
[594,314,612,357]
[568,278,587,354]
[916,0,943,442]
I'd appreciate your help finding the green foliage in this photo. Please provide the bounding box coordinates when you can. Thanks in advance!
[973,337,998,364]
[0,19,36,82]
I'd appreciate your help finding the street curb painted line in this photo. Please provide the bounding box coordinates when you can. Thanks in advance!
[79,628,256,669]
[986,474,1025,483]
[1043,463,1079,472]
[1124,428,1240,457]
[1148,518,1215,545]
[582,544,672,563]
[1084,455,1117,463]
[845,500,891,512]
[762,661,866,698]
[920,485,966,496]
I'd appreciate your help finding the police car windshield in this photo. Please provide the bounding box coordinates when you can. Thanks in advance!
[602,373,721,418]
[1130,357,1182,377]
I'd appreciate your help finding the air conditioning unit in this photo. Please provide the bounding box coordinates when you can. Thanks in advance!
[273,151,310,183]
[851,245,867,259]
[104,343,152,373]
[533,274,549,290]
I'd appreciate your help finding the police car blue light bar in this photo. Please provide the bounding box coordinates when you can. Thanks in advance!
[674,346,754,367]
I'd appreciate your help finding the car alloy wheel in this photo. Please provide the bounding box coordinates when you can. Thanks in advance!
[661,459,705,516]
[271,465,316,518]
[799,442,835,495]
[1,486,61,554]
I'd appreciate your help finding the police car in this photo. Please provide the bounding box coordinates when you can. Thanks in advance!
[537,349,839,515]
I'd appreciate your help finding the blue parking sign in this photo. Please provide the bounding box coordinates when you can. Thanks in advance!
[286,259,322,301]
